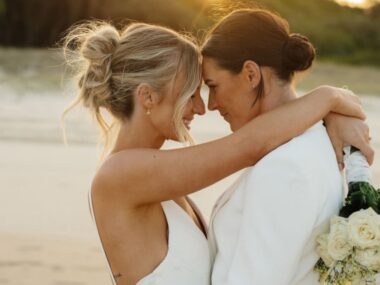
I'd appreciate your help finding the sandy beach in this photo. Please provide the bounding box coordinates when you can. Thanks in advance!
[0,85,379,284]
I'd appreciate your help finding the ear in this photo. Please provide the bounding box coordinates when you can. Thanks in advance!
[136,83,158,111]
[241,60,261,89]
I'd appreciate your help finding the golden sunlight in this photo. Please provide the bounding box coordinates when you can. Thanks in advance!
[335,0,369,8]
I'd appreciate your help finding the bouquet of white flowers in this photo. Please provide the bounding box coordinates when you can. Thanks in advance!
[314,146,380,285]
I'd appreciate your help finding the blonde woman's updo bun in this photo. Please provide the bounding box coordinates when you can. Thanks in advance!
[80,25,119,65]
[62,21,201,149]
[78,25,120,112]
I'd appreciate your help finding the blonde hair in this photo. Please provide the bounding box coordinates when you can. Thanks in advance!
[62,21,201,150]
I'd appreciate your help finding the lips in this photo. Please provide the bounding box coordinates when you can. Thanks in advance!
[221,112,229,119]
[183,118,193,130]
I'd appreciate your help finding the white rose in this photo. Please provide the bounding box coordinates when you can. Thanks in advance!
[316,233,335,267]
[354,247,380,271]
[376,273,380,284]
[348,208,380,249]
[328,216,352,261]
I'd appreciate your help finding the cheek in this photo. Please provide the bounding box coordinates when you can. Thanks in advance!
[158,102,188,141]
[150,103,175,136]
[220,85,244,112]
[225,88,261,129]
[216,85,235,109]
[182,100,192,116]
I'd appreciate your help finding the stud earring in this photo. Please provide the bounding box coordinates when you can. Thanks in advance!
[146,109,151,115]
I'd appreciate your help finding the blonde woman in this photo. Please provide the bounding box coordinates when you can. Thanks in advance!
[63,22,370,285]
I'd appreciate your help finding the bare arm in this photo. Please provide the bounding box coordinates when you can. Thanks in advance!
[93,86,364,206]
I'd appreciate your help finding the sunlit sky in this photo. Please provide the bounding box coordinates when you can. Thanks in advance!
[209,0,378,9]
[335,0,371,8]
[208,0,376,9]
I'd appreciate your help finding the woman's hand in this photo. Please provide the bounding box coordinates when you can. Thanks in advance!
[332,87,366,120]
[317,86,366,120]
[324,113,374,169]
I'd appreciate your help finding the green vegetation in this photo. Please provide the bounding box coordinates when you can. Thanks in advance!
[215,0,380,66]
[0,0,5,14]
[0,0,379,66]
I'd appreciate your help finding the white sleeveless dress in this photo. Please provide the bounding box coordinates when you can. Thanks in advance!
[88,191,211,285]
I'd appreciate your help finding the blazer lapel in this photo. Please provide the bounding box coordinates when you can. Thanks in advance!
[208,168,251,265]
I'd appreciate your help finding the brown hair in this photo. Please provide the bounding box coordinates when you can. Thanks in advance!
[202,9,315,99]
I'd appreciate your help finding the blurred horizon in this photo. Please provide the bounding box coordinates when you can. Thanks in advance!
[335,0,380,8]
[0,0,380,66]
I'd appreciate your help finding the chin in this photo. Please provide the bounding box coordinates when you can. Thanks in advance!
[231,124,246,133]
[224,119,235,132]
[229,122,239,133]
[167,131,182,142]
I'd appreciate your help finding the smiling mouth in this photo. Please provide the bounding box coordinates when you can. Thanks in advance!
[183,119,192,130]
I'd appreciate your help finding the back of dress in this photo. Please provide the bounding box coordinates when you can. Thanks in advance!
[89,193,211,285]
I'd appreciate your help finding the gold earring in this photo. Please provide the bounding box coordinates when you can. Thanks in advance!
[146,109,151,115]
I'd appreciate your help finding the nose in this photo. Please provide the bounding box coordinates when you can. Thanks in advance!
[208,92,218,111]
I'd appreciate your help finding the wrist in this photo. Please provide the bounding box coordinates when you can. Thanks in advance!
[315,85,339,112]
[324,86,339,112]
[324,112,338,125]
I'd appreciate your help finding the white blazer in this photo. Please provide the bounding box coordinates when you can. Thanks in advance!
[208,122,344,285]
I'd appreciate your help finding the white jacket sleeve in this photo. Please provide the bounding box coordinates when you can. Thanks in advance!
[225,156,320,285]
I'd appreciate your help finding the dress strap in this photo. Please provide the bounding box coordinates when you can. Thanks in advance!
[88,190,117,285]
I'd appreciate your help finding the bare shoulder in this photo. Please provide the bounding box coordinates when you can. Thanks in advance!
[91,149,154,203]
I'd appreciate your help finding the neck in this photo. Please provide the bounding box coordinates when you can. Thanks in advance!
[111,115,165,153]
[259,71,297,113]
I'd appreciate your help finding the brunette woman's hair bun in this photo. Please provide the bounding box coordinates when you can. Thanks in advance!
[282,33,316,72]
